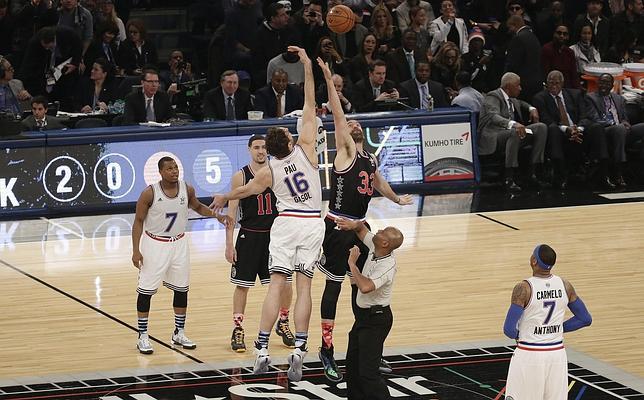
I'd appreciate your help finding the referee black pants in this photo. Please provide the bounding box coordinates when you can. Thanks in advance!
[346,305,393,400]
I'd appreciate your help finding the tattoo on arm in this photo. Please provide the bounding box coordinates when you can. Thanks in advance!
[511,281,529,307]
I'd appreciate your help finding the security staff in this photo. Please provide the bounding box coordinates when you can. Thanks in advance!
[336,218,404,400]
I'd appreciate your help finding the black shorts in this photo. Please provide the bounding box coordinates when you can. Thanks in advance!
[230,228,271,287]
[318,217,370,282]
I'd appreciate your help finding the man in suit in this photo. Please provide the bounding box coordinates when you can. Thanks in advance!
[202,70,253,120]
[123,68,175,125]
[587,73,644,186]
[385,30,427,85]
[478,72,548,192]
[533,70,611,190]
[351,60,399,112]
[21,96,66,131]
[0,56,32,114]
[253,68,304,118]
[505,15,543,103]
[398,61,448,110]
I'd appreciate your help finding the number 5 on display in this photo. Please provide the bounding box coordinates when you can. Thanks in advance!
[206,156,221,184]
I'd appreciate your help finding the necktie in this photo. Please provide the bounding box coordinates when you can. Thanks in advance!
[37,119,44,129]
[373,87,380,98]
[145,98,155,121]
[406,52,415,79]
[276,93,283,117]
[420,84,428,109]
[555,95,569,125]
[604,96,619,125]
[226,96,235,120]
[507,99,515,118]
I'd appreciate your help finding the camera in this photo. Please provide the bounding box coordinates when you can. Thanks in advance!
[177,61,187,70]
[307,11,317,17]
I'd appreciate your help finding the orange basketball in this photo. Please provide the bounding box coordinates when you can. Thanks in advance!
[327,5,356,34]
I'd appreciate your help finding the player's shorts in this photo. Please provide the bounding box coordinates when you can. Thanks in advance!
[137,231,190,295]
[230,228,271,287]
[268,214,325,278]
[318,215,370,282]
[505,346,568,400]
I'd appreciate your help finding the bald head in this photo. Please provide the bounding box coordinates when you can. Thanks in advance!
[373,226,404,254]
[507,14,525,33]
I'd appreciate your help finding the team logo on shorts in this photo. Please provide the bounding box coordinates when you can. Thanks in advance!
[318,254,326,267]
[231,267,237,278]
[506,397,514,400]
[268,255,273,268]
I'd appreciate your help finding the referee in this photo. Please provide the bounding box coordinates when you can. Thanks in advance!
[336,218,404,400]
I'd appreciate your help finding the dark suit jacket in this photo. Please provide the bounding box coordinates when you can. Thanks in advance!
[532,88,592,129]
[385,48,428,85]
[505,26,543,100]
[478,88,533,155]
[351,78,398,112]
[202,87,253,120]
[74,77,118,112]
[586,92,630,125]
[117,39,158,75]
[398,78,449,109]
[21,115,66,131]
[253,84,304,118]
[83,40,119,76]
[122,90,175,125]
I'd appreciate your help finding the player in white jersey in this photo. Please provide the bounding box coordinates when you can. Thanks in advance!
[211,46,323,382]
[132,156,230,354]
[503,244,592,400]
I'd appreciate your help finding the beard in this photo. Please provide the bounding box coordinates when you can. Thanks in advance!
[350,127,364,143]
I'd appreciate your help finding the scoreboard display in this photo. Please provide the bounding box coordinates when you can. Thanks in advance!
[0,110,477,218]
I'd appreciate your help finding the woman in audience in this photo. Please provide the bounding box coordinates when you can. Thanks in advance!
[348,33,379,84]
[431,41,461,99]
[83,21,120,76]
[313,36,347,87]
[570,23,601,76]
[370,3,400,57]
[75,58,118,113]
[118,18,158,75]
[97,0,126,43]
[409,6,432,53]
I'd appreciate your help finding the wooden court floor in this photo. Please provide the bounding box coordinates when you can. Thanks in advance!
[1,198,643,382]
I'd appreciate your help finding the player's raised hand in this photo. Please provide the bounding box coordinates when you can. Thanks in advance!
[288,46,310,64]
[317,57,333,81]
[396,194,414,205]
[335,217,358,231]
[132,251,143,269]
[209,194,227,213]
[348,246,361,264]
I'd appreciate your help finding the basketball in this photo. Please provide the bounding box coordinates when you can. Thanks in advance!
[327,5,355,34]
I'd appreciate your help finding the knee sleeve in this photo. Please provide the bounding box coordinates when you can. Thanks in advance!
[173,290,188,308]
[137,293,152,313]
[321,280,342,320]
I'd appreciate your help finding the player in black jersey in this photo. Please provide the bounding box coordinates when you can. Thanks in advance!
[315,59,413,382]
[225,135,294,352]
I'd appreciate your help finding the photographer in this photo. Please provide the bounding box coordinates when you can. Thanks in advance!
[293,0,328,56]
[159,50,194,111]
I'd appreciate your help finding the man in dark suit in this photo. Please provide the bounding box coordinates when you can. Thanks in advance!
[123,69,175,125]
[253,68,304,118]
[21,96,66,131]
[505,15,544,103]
[202,70,253,120]
[587,73,644,186]
[385,29,427,85]
[398,61,448,109]
[533,70,610,189]
[478,72,547,192]
[351,60,399,112]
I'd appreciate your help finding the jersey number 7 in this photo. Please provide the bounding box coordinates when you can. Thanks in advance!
[543,301,556,325]
[165,212,178,232]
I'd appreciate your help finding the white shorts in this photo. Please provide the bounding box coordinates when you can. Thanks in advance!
[137,232,190,295]
[268,216,325,278]
[506,347,568,400]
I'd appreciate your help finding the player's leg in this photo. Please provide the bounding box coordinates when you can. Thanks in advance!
[230,230,259,352]
[254,272,288,373]
[275,280,295,347]
[231,286,249,352]
[166,238,195,349]
[544,350,568,400]
[506,349,545,400]
[136,234,170,354]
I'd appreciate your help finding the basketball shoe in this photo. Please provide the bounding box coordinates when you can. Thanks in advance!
[318,346,343,382]
[231,326,246,352]
[275,319,295,348]
[287,344,308,381]
[171,329,197,349]
[137,335,154,354]
[253,342,271,374]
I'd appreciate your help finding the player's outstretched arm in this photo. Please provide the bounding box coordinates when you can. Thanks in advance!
[348,245,376,293]
[317,57,355,160]
[187,184,231,226]
[225,171,243,264]
[211,167,271,213]
[289,46,316,155]
[335,218,370,241]
[503,280,530,339]
[373,170,413,205]
[132,186,153,269]
[562,279,592,332]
